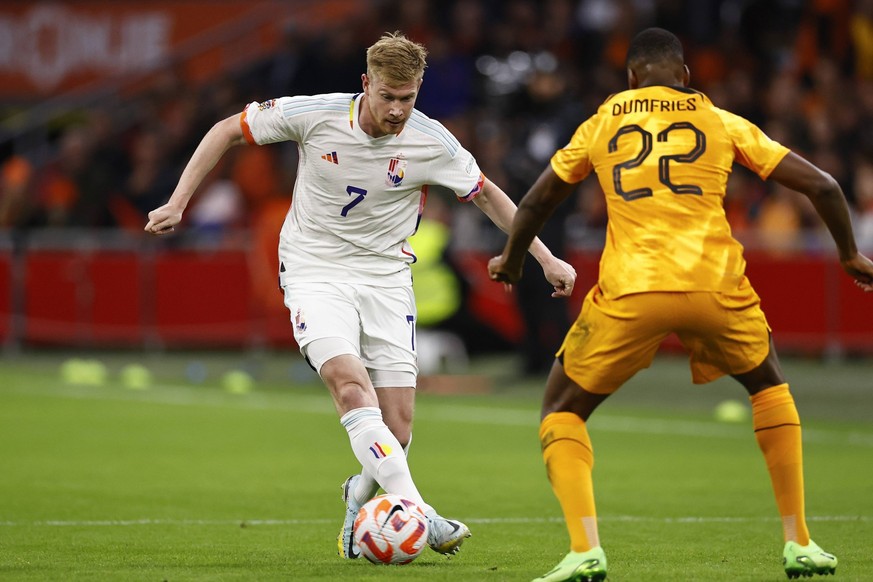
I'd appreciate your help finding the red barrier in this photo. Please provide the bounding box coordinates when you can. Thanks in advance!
[836,265,873,351]
[88,252,143,344]
[153,251,252,346]
[744,252,830,352]
[24,251,84,343]
[744,252,872,353]
[12,246,872,353]
[23,251,143,345]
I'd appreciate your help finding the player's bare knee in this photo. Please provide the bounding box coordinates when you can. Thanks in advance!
[332,381,378,412]
[733,340,786,395]
[389,427,412,448]
[542,382,609,422]
[379,412,412,445]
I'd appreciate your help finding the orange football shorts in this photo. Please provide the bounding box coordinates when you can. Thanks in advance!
[557,276,771,394]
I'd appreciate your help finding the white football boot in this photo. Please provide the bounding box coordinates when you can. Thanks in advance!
[424,509,471,555]
[337,475,361,559]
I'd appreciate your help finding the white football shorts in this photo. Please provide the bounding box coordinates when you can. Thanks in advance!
[282,281,419,387]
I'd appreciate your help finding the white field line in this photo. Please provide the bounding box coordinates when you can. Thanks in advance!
[0,515,867,528]
[5,382,873,448]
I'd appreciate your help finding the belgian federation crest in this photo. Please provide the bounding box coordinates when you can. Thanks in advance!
[294,307,306,333]
[386,154,407,187]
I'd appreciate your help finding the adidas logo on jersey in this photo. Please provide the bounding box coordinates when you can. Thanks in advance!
[321,151,338,164]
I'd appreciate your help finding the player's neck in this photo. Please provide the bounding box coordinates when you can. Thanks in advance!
[631,62,688,90]
[357,95,389,139]
[636,79,685,89]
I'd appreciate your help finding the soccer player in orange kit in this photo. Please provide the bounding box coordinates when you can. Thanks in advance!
[489,27,873,582]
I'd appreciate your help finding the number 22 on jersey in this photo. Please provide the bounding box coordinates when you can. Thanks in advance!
[609,121,705,201]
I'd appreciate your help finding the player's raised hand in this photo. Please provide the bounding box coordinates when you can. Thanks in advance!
[542,256,577,298]
[488,254,521,292]
[841,253,873,292]
[144,203,183,235]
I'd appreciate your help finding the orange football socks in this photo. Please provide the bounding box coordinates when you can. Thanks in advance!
[750,383,810,545]
[539,412,600,552]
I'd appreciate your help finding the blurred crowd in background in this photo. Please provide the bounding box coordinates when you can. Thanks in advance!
[3,0,873,251]
[3,0,873,368]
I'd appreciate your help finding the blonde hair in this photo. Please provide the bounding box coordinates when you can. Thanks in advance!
[366,31,428,85]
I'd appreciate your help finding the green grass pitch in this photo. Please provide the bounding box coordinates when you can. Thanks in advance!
[1,352,871,581]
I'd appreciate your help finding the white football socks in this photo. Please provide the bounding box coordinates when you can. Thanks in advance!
[352,433,413,506]
[340,407,430,512]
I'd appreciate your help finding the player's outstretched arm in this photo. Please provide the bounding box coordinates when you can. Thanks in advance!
[768,152,873,292]
[144,114,247,235]
[475,175,577,297]
[487,167,578,295]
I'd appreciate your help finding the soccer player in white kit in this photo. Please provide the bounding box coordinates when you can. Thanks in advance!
[145,31,577,559]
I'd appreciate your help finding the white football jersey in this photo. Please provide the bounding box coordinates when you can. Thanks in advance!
[241,93,484,287]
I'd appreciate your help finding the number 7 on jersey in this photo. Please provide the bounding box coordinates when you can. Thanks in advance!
[341,185,368,217]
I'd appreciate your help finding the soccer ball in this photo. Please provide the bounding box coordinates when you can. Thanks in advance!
[353,494,429,565]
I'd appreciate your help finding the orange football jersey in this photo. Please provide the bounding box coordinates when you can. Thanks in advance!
[551,85,789,298]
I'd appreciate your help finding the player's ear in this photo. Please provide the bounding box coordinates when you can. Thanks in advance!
[362,73,369,92]
[682,65,690,87]
[627,68,638,89]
